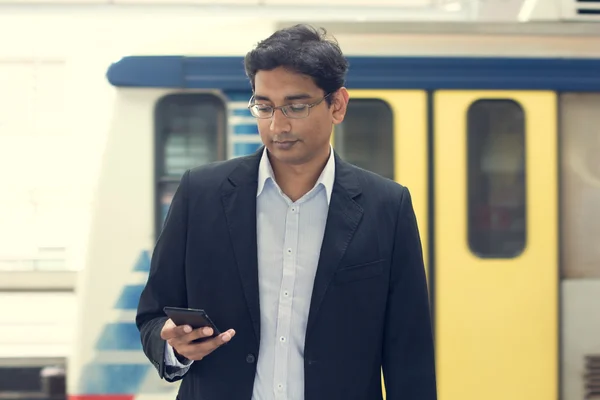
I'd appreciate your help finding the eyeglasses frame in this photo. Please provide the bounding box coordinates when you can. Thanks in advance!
[247,92,333,119]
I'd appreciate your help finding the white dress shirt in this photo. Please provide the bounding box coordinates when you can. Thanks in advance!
[164,146,335,400]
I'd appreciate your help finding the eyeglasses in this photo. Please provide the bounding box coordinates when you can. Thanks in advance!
[247,93,331,119]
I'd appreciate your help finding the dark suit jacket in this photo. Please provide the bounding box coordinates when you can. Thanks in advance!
[136,148,437,400]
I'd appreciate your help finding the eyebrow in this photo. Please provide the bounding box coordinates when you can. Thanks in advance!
[253,93,313,102]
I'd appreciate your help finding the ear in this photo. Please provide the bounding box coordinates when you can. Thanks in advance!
[331,87,350,125]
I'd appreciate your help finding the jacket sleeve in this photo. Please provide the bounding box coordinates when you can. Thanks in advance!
[382,186,438,399]
[136,169,191,382]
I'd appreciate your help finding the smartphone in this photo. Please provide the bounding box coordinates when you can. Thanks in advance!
[163,306,221,343]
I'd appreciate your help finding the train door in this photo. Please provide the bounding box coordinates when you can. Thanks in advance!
[434,91,558,400]
[559,93,600,400]
[333,89,429,398]
[334,89,429,273]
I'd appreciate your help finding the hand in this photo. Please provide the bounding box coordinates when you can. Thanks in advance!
[160,318,236,361]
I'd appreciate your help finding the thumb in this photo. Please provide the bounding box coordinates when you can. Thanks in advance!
[161,319,192,340]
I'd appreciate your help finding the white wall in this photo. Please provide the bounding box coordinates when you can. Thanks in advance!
[0,292,76,359]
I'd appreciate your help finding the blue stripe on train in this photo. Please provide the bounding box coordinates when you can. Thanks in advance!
[133,250,150,272]
[115,285,145,310]
[78,250,155,395]
[232,108,252,117]
[78,363,150,394]
[96,323,142,351]
[233,124,258,135]
[107,56,600,91]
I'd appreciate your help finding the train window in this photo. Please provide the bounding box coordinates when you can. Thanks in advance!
[334,99,394,180]
[559,93,600,278]
[467,99,526,258]
[154,94,226,235]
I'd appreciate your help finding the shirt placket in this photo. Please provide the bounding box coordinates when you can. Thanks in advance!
[273,201,300,399]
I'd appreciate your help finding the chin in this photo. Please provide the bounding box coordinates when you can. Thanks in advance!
[268,147,307,165]
[272,153,305,165]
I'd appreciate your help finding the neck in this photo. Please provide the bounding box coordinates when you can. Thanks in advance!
[269,147,330,202]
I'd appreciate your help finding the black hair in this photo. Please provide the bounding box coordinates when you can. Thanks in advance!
[243,24,349,103]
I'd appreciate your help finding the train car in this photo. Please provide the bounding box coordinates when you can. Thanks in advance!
[68,20,600,400]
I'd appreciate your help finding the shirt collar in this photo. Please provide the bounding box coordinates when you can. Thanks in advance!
[256,145,335,205]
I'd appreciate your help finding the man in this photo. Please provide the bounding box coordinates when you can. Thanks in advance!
[136,24,437,400]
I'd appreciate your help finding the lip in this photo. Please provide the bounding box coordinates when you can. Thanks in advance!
[273,140,299,150]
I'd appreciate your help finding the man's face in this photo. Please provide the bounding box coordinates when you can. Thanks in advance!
[252,66,348,167]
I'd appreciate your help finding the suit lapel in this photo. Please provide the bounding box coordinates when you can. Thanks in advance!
[219,149,364,344]
[220,150,263,344]
[306,154,363,337]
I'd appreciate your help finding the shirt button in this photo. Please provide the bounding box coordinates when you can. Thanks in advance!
[291,207,296,212]
[287,248,292,255]
[280,336,286,342]
[283,291,289,297]
[246,353,256,363]
[277,383,284,391]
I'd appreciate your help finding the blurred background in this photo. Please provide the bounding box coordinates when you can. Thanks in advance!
[0,1,599,400]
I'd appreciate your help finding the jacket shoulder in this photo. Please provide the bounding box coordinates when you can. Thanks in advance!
[347,163,408,201]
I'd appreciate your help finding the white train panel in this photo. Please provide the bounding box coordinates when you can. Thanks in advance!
[0,292,76,359]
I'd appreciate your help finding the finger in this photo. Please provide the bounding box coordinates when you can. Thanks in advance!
[185,329,236,360]
[220,329,236,343]
[161,319,193,340]
[170,326,216,347]
[202,329,236,351]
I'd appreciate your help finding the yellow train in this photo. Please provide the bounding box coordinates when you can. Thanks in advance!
[69,23,600,400]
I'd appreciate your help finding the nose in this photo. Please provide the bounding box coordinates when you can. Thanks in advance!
[269,108,291,133]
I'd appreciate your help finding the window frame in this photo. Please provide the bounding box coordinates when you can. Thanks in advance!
[466,98,527,259]
[334,98,395,180]
[153,93,227,239]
